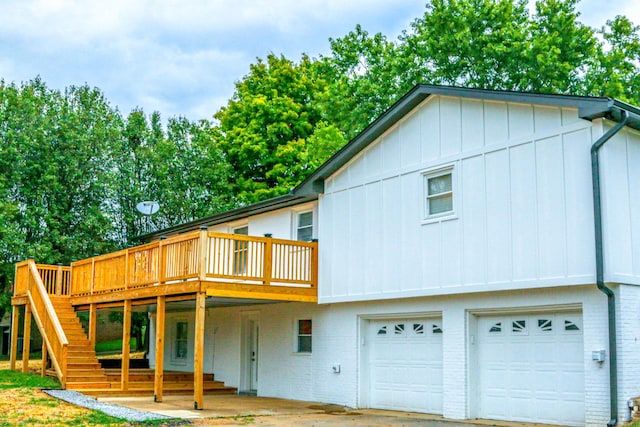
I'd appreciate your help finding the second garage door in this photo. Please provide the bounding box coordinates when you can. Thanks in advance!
[367,317,443,414]
[475,312,585,426]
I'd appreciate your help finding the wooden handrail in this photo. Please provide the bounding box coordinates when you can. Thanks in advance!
[25,260,68,386]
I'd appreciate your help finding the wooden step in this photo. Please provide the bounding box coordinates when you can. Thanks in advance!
[67,350,98,357]
[103,371,214,382]
[82,385,237,397]
[66,381,112,390]
[67,357,101,364]
[67,362,103,369]
[66,369,107,377]
[108,381,228,390]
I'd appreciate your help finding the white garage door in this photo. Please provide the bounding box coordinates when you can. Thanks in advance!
[476,312,584,426]
[367,318,443,414]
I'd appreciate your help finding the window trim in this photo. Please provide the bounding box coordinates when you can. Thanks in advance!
[294,210,314,242]
[294,318,312,354]
[172,319,189,364]
[422,164,457,223]
[232,224,249,275]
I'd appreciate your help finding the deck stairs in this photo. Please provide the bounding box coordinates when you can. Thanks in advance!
[83,369,237,397]
[48,296,111,390]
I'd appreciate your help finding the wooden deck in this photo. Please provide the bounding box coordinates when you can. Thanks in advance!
[9,230,318,409]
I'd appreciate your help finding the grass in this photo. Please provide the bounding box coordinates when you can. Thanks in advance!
[0,368,60,389]
[95,338,138,354]
[0,369,183,426]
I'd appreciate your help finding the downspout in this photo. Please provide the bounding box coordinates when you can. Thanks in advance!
[590,109,629,427]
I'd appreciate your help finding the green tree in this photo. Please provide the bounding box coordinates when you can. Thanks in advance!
[400,0,530,89]
[584,15,640,104]
[216,54,331,203]
[523,0,597,93]
[317,25,404,139]
[0,79,124,318]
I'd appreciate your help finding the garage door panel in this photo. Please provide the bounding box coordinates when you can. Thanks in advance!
[368,318,443,414]
[476,313,584,426]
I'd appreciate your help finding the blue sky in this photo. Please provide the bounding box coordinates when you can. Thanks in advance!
[0,0,638,121]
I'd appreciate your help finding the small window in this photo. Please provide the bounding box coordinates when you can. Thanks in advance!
[377,326,387,335]
[538,319,553,332]
[564,320,580,331]
[424,167,455,219]
[233,225,249,275]
[432,324,443,334]
[174,321,188,360]
[489,322,502,333]
[394,323,405,335]
[296,211,313,242]
[413,323,425,335]
[512,320,526,333]
[297,319,312,352]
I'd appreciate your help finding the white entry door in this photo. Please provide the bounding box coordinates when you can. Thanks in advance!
[366,318,443,414]
[241,312,259,393]
[475,312,584,426]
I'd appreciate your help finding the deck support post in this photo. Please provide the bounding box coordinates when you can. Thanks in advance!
[9,306,19,371]
[41,341,48,377]
[22,304,32,373]
[154,295,165,403]
[194,291,206,410]
[198,227,208,282]
[88,303,97,348]
[121,299,131,391]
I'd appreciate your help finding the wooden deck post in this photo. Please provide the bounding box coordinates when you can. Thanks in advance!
[121,299,131,391]
[154,295,166,402]
[9,306,19,371]
[41,341,48,377]
[22,304,32,373]
[55,263,63,295]
[194,291,206,409]
[198,227,208,282]
[263,236,272,286]
[88,303,97,348]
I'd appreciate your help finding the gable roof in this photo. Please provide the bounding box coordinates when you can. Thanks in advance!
[143,84,640,241]
[293,84,640,195]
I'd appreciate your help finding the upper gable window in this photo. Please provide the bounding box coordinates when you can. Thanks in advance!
[423,166,455,220]
[296,211,313,242]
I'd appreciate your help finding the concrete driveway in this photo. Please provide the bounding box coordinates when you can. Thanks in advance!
[98,394,563,427]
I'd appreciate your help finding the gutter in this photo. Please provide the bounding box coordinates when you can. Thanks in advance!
[590,109,630,427]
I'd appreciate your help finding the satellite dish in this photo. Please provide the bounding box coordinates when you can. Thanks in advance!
[136,201,160,216]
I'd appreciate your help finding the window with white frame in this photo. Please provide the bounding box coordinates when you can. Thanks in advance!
[233,225,249,275]
[174,321,188,360]
[296,319,312,353]
[424,167,455,219]
[296,211,313,242]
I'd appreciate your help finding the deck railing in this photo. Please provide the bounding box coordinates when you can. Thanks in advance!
[15,262,72,296]
[15,230,318,298]
[23,260,68,386]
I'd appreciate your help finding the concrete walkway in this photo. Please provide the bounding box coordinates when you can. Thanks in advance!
[98,394,565,427]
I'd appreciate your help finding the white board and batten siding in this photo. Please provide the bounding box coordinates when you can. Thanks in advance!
[208,202,318,241]
[319,95,604,303]
[600,125,640,285]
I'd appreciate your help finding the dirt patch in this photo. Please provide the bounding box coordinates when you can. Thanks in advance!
[307,403,362,416]
[0,359,42,373]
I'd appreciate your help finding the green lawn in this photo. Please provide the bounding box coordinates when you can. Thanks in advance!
[95,338,138,354]
[0,369,181,426]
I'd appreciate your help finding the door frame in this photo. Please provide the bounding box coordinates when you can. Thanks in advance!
[240,311,260,393]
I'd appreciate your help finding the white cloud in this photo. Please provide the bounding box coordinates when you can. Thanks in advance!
[3,0,637,120]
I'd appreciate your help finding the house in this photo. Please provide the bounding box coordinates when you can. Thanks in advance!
[9,85,640,427]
